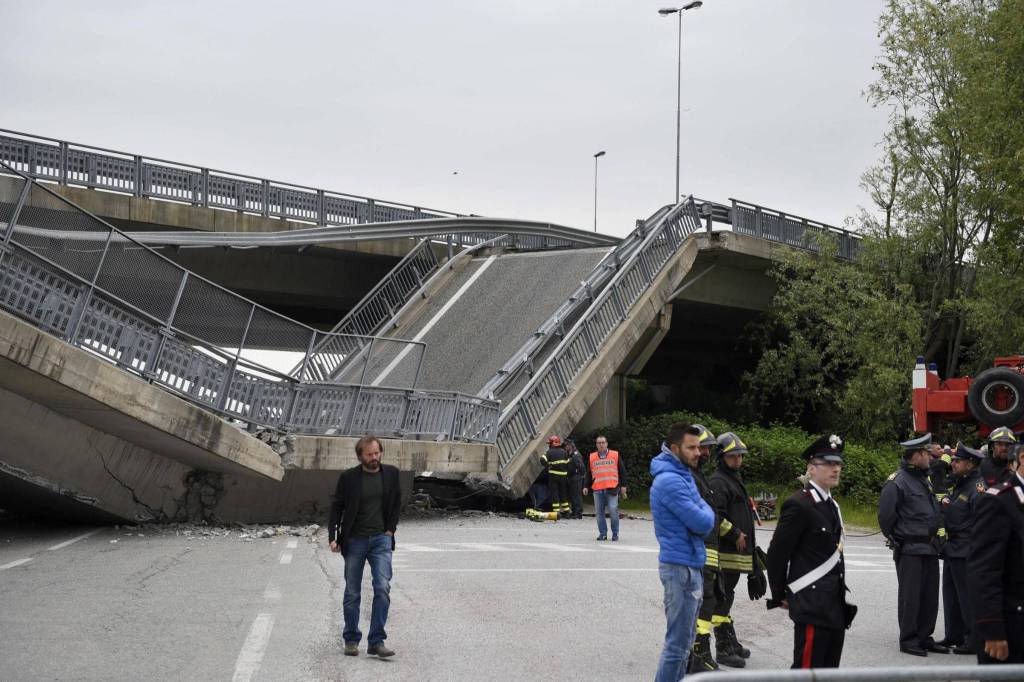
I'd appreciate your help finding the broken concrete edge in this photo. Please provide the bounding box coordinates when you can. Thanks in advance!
[0,308,285,481]
[287,435,498,475]
[495,238,701,499]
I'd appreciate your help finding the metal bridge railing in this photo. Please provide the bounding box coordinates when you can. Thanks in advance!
[495,197,703,467]
[0,128,461,227]
[728,198,861,260]
[689,664,1024,681]
[0,164,499,443]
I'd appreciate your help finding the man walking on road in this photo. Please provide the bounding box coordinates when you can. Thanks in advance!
[329,435,402,658]
[878,433,946,657]
[584,435,627,541]
[767,434,855,669]
[651,423,715,681]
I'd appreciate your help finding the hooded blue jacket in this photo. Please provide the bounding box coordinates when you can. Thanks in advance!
[650,445,715,567]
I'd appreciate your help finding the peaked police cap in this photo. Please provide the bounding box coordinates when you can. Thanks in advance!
[899,433,933,451]
[802,434,845,463]
[953,442,984,462]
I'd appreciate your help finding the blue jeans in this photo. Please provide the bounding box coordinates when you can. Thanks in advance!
[343,533,393,646]
[655,563,703,682]
[594,489,620,538]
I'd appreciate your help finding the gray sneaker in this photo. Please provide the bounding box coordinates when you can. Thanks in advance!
[344,642,359,656]
[367,644,395,658]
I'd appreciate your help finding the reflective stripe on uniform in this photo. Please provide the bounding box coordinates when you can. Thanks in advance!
[719,518,734,536]
[696,619,713,635]
[704,548,720,568]
[718,553,753,572]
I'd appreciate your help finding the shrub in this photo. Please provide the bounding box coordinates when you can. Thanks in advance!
[572,411,898,504]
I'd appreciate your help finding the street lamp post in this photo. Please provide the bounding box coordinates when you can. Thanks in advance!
[593,150,606,232]
[659,1,702,203]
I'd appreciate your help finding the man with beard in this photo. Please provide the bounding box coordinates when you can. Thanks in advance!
[936,443,984,655]
[981,427,1018,487]
[879,433,945,657]
[329,435,402,658]
[687,425,728,673]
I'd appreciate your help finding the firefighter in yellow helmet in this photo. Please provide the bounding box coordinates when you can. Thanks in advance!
[981,426,1018,487]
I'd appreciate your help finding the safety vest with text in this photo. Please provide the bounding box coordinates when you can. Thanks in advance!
[589,450,620,490]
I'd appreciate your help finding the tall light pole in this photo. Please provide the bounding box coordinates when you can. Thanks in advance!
[593,150,606,232]
[659,1,702,203]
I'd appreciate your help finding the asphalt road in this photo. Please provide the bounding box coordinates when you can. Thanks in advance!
[0,514,981,681]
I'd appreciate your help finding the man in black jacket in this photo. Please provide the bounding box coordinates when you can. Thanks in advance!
[968,446,1024,664]
[878,433,946,657]
[937,443,984,655]
[329,435,402,658]
[710,431,757,667]
[767,434,854,669]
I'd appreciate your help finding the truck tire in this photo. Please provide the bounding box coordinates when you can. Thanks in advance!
[968,367,1024,426]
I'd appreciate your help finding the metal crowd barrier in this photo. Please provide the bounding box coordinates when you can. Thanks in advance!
[690,665,1024,681]
[0,164,499,443]
[0,128,460,226]
[495,197,703,467]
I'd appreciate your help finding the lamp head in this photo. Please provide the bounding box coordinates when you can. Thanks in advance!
[658,8,678,15]
[594,150,606,158]
[683,1,703,9]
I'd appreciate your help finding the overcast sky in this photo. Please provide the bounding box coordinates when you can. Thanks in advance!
[2,1,890,237]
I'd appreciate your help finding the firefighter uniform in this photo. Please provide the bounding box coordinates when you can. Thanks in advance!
[980,427,1018,487]
[938,443,984,654]
[709,432,758,667]
[929,448,953,501]
[968,470,1024,664]
[688,425,727,674]
[540,436,571,517]
[766,434,854,669]
[878,433,945,656]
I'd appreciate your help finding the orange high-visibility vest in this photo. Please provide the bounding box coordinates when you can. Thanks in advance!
[589,450,620,490]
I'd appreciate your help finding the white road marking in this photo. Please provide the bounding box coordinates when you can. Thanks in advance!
[516,542,595,552]
[0,558,33,571]
[47,529,102,551]
[232,613,275,682]
[279,551,293,564]
[845,559,891,567]
[399,543,443,552]
[596,543,658,553]
[286,539,298,550]
[263,581,281,601]
[371,255,498,386]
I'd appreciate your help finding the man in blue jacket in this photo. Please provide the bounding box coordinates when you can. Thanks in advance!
[651,423,716,681]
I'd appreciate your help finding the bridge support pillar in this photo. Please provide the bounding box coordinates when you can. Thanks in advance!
[577,373,627,432]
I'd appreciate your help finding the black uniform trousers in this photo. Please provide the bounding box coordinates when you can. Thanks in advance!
[699,569,720,623]
[792,622,844,669]
[568,476,583,517]
[547,476,569,512]
[977,609,1024,664]
[942,557,971,646]
[896,553,940,648]
[713,571,741,619]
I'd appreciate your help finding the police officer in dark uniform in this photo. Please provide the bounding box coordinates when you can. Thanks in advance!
[937,443,984,655]
[688,425,729,673]
[968,443,1024,664]
[981,426,1018,487]
[878,433,947,656]
[767,434,855,669]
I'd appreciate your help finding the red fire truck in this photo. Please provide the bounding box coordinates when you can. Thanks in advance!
[912,355,1024,437]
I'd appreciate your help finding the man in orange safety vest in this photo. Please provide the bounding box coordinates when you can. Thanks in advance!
[584,435,628,541]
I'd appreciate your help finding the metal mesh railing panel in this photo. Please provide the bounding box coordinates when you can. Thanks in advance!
[324,195,362,225]
[172,275,254,348]
[289,385,359,433]
[222,368,293,426]
[144,163,200,202]
[11,184,110,281]
[350,390,407,436]
[151,336,229,407]
[93,242,184,323]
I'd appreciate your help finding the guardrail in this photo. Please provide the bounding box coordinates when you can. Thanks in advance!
[689,664,1024,681]
[495,197,703,467]
[0,163,499,443]
[728,198,860,261]
[0,128,461,226]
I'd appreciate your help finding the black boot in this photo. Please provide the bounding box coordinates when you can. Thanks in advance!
[714,626,746,668]
[723,621,751,659]
[688,633,720,674]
